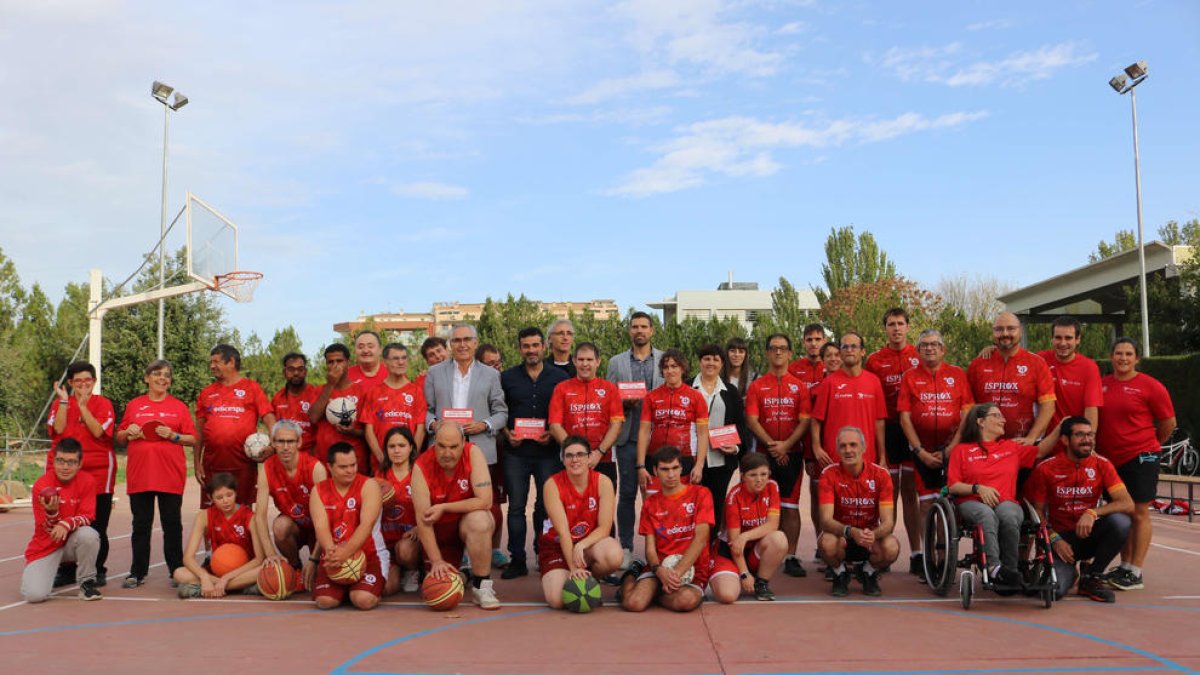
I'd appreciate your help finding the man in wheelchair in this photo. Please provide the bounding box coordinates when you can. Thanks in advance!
[1027,416,1133,602]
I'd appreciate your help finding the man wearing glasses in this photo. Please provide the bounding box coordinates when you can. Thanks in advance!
[811,332,888,470]
[547,319,576,377]
[22,439,102,602]
[967,312,1056,444]
[46,361,114,588]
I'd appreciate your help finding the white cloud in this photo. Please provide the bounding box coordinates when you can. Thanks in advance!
[566,70,681,105]
[605,110,988,196]
[390,181,469,201]
[776,21,806,35]
[521,106,673,126]
[614,0,783,76]
[878,41,1097,87]
[966,18,1014,31]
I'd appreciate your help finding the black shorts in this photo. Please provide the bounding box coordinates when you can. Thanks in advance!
[912,453,946,498]
[765,451,803,503]
[845,538,870,563]
[1116,453,1160,503]
[884,421,910,467]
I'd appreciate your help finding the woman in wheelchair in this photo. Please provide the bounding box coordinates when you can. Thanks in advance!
[946,403,1055,589]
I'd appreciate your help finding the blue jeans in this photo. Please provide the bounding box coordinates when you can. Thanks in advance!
[616,440,640,550]
[503,452,562,564]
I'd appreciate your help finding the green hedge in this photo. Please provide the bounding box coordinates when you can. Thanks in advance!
[1097,353,1198,439]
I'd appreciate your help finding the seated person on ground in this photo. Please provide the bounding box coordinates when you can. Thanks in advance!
[709,452,788,603]
[175,472,264,598]
[309,443,388,610]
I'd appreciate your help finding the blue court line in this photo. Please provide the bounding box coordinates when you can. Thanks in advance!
[0,607,317,637]
[328,608,550,675]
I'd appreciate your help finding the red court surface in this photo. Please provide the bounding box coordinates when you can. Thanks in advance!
[2,484,1198,675]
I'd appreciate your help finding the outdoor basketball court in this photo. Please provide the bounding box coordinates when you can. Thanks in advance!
[2,486,1197,675]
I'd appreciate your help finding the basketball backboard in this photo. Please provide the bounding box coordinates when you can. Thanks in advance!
[185,192,239,299]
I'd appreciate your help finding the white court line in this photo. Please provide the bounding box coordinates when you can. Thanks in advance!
[1151,542,1200,557]
[0,529,160,564]
[0,601,26,611]
[1163,595,1200,600]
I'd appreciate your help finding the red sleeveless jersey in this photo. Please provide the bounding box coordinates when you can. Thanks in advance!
[316,474,383,562]
[540,470,601,548]
[378,466,415,545]
[206,504,255,560]
[415,444,475,529]
[265,453,320,529]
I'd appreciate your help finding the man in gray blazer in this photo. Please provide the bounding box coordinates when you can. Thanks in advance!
[425,324,509,565]
[605,311,663,566]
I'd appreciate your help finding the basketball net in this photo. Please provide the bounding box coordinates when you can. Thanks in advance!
[213,271,263,303]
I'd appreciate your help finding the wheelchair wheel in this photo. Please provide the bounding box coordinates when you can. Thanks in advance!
[960,570,975,610]
[923,497,958,597]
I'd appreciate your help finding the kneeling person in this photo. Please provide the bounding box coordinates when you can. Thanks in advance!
[175,473,264,598]
[255,420,326,580]
[621,446,714,613]
[310,443,388,610]
[21,439,102,602]
[818,427,899,597]
[540,435,623,609]
[710,453,788,603]
[411,423,500,609]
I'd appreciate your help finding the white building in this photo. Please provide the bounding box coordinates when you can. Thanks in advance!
[648,276,820,330]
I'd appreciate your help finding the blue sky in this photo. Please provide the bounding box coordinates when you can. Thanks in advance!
[2,1,1198,354]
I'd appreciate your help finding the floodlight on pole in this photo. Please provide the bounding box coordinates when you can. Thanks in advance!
[151,80,189,359]
[1109,61,1151,356]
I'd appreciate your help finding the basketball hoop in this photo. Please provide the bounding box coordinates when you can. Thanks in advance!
[213,271,263,303]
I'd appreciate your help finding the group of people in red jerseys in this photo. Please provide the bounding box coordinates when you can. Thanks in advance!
[24,309,1175,609]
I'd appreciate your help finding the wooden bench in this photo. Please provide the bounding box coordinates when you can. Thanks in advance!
[1158,473,1200,522]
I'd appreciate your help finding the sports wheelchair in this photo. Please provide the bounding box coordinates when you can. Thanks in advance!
[922,494,1057,609]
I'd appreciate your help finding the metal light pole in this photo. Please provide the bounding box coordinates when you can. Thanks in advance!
[151,81,189,359]
[1109,61,1150,356]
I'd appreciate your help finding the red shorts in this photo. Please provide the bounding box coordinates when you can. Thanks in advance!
[202,462,258,508]
[312,555,384,603]
[712,544,761,578]
[424,521,466,570]
[538,541,569,574]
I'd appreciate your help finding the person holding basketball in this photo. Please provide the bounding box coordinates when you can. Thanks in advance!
[175,473,264,598]
[309,442,388,610]
[311,344,370,474]
[621,446,714,613]
[378,426,422,595]
[254,420,326,578]
[410,423,500,610]
[196,344,275,507]
[709,453,788,602]
[539,435,622,609]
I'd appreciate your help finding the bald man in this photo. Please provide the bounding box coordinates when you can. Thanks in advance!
[967,312,1056,444]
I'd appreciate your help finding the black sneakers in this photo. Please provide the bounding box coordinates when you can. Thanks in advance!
[783,557,807,578]
[500,561,529,580]
[1078,574,1116,603]
[753,578,775,601]
[79,580,102,601]
[831,571,850,597]
[1105,567,1144,591]
[862,571,882,597]
[909,553,924,576]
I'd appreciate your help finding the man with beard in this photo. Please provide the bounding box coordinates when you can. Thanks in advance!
[967,312,1056,443]
[272,353,321,457]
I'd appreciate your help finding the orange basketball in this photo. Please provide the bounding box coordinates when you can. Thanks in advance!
[421,573,464,611]
[376,477,396,507]
[211,543,250,576]
[328,549,367,585]
[257,559,299,600]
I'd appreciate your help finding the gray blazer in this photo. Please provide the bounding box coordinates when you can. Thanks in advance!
[424,359,508,464]
[605,347,664,446]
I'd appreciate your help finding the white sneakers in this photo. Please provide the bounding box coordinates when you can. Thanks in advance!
[401,570,420,594]
[470,578,501,610]
[620,548,633,571]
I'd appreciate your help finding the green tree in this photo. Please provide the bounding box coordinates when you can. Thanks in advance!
[0,247,25,332]
[242,326,305,395]
[475,295,557,368]
[816,226,896,304]
[819,277,942,354]
[1089,229,1137,263]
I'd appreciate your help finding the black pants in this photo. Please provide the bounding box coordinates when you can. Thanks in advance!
[702,460,737,528]
[1054,513,1132,598]
[129,491,183,579]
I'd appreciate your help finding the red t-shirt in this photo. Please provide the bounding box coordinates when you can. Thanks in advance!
[264,452,320,529]
[865,344,920,420]
[25,471,97,563]
[788,358,826,391]
[811,369,888,464]
[196,378,271,469]
[548,377,625,461]
[967,349,1056,439]
[314,384,369,472]
[1097,373,1174,466]
[378,467,415,545]
[414,443,475,531]
[640,384,709,458]
[206,504,256,561]
[1036,351,1103,431]
[316,473,384,563]
[818,463,893,529]
[947,439,1038,504]
[539,470,601,549]
[358,380,426,454]
[897,363,974,451]
[745,372,811,445]
[271,384,322,456]
[348,364,387,389]
[1026,453,1125,533]
[120,394,196,495]
[639,483,714,565]
[721,479,780,541]
[47,395,116,494]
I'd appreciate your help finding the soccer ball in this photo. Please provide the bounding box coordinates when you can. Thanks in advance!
[326,397,357,426]
[243,432,272,461]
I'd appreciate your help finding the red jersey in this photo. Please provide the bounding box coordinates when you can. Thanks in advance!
[539,470,601,548]
[314,384,370,472]
[866,344,920,420]
[639,483,714,564]
[1026,453,1125,533]
[897,363,974,451]
[358,380,425,455]
[548,377,625,461]
[1098,373,1174,466]
[811,369,887,463]
[788,358,826,392]
[745,372,811,445]
[206,504,256,561]
[316,473,385,562]
[640,384,709,457]
[947,439,1038,505]
[721,479,780,541]
[1037,351,1103,431]
[264,452,320,529]
[120,394,196,495]
[271,384,322,456]
[967,349,1055,439]
[414,443,476,529]
[25,471,96,563]
[348,364,387,388]
[197,378,271,468]
[378,467,415,545]
[818,463,893,529]
[46,394,116,493]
